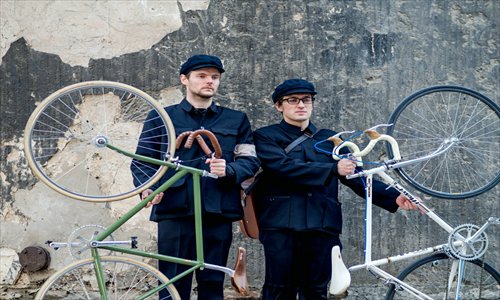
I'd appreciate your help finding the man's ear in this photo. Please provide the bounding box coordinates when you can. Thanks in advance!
[275,102,283,112]
[180,74,188,85]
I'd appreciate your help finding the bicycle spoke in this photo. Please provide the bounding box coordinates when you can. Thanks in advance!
[24,81,175,201]
[387,86,500,199]
[36,257,180,299]
[386,253,500,299]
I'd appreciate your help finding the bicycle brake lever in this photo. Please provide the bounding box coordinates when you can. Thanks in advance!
[328,131,356,147]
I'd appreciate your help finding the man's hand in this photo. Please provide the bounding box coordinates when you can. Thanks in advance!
[395,194,418,211]
[337,158,357,176]
[141,189,163,208]
[205,157,226,177]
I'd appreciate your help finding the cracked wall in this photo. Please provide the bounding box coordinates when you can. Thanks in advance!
[1,0,499,298]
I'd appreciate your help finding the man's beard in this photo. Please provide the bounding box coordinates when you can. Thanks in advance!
[195,90,215,99]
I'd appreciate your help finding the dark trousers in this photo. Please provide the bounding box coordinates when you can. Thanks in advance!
[260,229,341,300]
[157,217,233,300]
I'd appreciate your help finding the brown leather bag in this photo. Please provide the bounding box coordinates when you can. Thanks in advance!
[239,176,260,239]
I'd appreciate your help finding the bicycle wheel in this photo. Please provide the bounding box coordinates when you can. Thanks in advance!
[35,256,180,299]
[24,81,176,202]
[385,253,500,299]
[387,86,500,199]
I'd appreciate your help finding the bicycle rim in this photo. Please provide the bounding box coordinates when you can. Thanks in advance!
[24,81,176,202]
[35,256,180,299]
[385,253,500,299]
[387,86,500,199]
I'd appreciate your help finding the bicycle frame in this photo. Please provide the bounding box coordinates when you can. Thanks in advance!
[59,144,234,299]
[332,130,498,300]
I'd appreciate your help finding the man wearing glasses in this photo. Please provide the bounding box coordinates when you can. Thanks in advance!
[253,79,415,299]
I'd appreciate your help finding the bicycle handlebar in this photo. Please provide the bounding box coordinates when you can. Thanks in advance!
[176,129,223,158]
[175,129,223,178]
[330,124,401,162]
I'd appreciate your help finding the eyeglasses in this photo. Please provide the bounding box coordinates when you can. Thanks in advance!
[281,96,315,105]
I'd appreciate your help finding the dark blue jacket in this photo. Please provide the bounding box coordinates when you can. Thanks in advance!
[131,99,260,222]
[253,120,400,234]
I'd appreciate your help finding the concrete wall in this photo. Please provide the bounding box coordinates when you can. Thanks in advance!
[1,0,498,299]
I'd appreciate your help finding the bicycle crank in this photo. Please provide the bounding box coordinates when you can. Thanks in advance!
[67,224,115,259]
[447,223,488,261]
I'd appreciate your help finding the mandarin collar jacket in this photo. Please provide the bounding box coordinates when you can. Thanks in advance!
[253,120,400,234]
[131,99,260,221]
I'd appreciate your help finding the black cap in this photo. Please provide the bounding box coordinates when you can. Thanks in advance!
[179,54,225,75]
[272,79,317,103]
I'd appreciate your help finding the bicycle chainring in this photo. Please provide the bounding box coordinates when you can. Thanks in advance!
[447,223,488,261]
[67,224,114,260]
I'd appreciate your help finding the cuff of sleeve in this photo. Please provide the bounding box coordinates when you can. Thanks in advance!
[217,164,236,186]
[225,164,236,178]
[326,163,340,184]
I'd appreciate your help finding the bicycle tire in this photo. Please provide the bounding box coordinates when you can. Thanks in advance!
[35,256,180,299]
[385,253,500,299]
[387,85,500,199]
[24,81,176,202]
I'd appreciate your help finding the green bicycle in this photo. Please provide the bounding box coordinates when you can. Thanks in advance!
[24,81,246,299]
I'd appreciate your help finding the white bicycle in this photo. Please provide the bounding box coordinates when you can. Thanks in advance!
[326,86,499,299]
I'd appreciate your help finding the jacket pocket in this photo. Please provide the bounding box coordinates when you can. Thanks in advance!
[210,127,238,153]
[321,200,343,233]
[257,195,291,228]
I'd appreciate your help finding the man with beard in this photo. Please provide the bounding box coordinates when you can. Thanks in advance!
[131,55,259,299]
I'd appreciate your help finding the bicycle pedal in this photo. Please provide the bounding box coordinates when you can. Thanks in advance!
[131,236,138,249]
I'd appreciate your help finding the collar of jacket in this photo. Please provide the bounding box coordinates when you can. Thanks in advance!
[279,119,317,136]
[179,98,219,114]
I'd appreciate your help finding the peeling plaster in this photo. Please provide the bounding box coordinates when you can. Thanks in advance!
[1,0,210,66]
[0,248,22,285]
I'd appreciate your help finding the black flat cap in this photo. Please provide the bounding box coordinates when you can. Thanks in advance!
[179,54,225,75]
[272,79,317,103]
